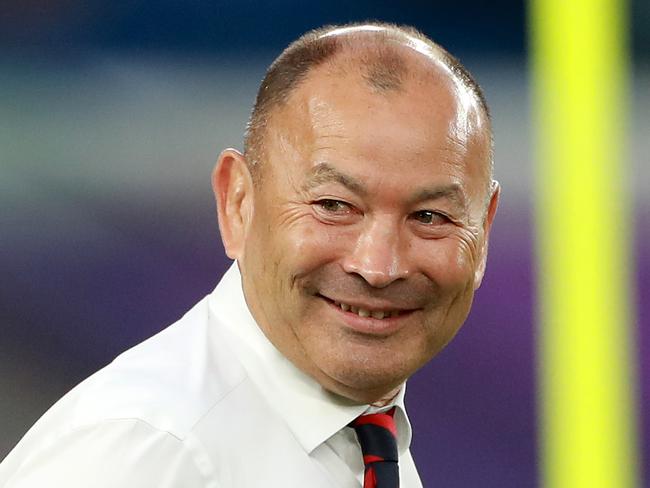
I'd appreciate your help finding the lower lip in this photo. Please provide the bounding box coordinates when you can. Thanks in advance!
[321,297,412,336]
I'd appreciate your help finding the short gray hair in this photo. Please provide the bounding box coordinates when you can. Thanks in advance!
[244,21,492,182]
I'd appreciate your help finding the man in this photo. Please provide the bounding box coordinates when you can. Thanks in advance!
[0,22,499,487]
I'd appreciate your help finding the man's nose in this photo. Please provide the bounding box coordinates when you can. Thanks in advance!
[341,218,410,288]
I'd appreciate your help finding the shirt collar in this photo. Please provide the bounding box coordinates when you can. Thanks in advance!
[207,262,413,455]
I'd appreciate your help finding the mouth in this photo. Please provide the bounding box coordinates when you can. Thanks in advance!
[330,299,403,319]
[317,294,416,331]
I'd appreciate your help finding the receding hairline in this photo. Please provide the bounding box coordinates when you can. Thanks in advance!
[244,22,493,183]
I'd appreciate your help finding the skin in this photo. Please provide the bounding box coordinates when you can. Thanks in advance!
[212,48,499,405]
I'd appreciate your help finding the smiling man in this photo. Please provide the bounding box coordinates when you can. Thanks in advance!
[0,22,498,488]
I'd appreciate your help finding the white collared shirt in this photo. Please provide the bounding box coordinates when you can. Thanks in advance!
[0,263,423,487]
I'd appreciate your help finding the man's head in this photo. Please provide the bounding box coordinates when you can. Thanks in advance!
[213,22,500,405]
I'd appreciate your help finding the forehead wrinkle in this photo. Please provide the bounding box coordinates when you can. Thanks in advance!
[302,162,367,196]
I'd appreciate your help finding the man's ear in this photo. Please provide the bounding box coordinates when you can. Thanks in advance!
[212,149,255,260]
[473,180,500,289]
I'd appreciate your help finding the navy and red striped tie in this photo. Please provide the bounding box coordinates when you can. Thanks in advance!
[350,407,399,488]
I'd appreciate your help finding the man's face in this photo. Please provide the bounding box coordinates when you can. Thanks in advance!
[238,64,497,403]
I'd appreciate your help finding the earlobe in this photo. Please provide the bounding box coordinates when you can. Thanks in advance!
[212,148,254,260]
[473,180,500,289]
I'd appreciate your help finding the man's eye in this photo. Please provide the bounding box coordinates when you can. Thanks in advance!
[412,210,448,224]
[316,199,350,213]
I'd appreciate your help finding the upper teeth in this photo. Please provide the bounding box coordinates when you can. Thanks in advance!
[334,301,400,319]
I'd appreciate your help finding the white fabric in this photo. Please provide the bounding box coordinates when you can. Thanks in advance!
[0,263,423,487]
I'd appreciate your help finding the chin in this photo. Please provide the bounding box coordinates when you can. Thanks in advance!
[316,356,410,401]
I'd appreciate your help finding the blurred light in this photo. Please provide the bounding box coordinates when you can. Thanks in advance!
[530,0,640,486]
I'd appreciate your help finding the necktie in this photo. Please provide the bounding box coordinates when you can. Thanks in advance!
[350,407,399,488]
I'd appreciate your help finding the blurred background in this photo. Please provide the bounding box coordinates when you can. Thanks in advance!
[0,1,648,486]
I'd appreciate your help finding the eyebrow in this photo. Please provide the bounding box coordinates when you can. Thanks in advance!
[303,162,468,213]
[302,162,368,196]
[410,184,468,213]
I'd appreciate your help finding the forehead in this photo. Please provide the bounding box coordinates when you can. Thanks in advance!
[263,55,490,200]
[279,49,484,138]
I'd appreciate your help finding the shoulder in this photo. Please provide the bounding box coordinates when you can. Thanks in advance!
[72,297,246,435]
[1,296,244,486]
[65,296,246,436]
[0,299,247,488]
[1,295,248,481]
[1,418,218,488]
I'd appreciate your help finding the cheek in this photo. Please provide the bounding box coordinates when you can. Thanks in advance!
[273,221,346,278]
[453,236,481,271]
[416,234,480,285]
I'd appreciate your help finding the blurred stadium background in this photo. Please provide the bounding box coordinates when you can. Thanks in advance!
[0,1,648,486]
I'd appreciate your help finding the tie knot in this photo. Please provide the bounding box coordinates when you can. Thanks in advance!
[350,408,398,464]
